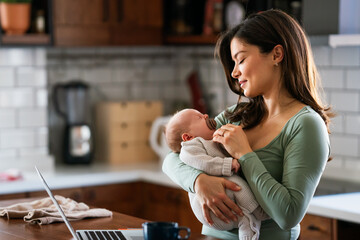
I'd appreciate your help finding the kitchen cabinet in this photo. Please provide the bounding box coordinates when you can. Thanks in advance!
[52,0,163,46]
[299,214,360,240]
[300,214,337,240]
[0,0,52,46]
[28,187,84,202]
[82,182,144,218]
[143,183,203,233]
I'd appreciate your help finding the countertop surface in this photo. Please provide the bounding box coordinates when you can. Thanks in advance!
[0,163,178,195]
[1,163,360,224]
[308,192,360,224]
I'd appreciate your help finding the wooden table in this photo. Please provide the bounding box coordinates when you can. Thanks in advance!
[0,198,218,240]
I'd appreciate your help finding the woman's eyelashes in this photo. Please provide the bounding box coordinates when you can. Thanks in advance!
[239,58,245,64]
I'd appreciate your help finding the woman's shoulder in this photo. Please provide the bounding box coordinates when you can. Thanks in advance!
[286,106,327,135]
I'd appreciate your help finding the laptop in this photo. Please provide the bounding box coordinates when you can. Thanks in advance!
[35,166,144,240]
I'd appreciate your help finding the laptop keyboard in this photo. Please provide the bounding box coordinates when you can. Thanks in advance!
[77,230,126,240]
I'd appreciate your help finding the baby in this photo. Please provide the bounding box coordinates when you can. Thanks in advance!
[165,108,268,240]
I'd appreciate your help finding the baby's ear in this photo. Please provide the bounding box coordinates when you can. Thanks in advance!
[182,133,194,142]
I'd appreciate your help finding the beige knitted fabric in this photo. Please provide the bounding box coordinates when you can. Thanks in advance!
[0,195,112,225]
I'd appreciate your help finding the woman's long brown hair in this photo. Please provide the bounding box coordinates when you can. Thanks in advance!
[215,9,333,133]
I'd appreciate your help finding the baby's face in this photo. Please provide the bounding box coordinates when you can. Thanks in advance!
[177,109,216,140]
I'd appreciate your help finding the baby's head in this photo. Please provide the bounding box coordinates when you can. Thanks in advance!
[165,109,217,153]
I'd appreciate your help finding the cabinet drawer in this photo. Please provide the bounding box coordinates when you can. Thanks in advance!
[96,101,163,123]
[107,140,158,164]
[300,214,337,240]
[108,121,152,142]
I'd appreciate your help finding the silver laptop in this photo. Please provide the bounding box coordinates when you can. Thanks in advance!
[35,166,144,240]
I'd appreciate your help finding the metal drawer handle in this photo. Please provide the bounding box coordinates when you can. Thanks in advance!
[308,225,321,231]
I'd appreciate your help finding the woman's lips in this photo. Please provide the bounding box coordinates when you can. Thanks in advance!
[239,80,247,88]
[206,118,217,130]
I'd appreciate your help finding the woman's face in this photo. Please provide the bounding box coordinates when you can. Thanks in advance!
[230,38,278,98]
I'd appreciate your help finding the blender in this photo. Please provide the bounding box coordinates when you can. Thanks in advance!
[53,80,93,164]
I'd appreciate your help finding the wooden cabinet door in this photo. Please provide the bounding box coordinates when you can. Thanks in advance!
[108,0,163,45]
[28,187,84,203]
[52,0,163,46]
[82,182,144,218]
[300,214,337,240]
[52,0,110,46]
[0,193,27,200]
[143,183,203,233]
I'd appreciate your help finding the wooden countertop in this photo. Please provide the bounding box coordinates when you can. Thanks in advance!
[0,198,218,240]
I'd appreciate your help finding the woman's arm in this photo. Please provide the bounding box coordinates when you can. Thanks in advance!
[162,151,202,193]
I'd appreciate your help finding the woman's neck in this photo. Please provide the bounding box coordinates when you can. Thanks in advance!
[263,91,298,120]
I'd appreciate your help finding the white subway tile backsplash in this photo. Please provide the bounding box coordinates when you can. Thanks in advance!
[19,147,48,157]
[330,91,359,112]
[0,129,35,148]
[345,115,360,134]
[0,109,16,128]
[83,68,112,83]
[0,49,34,66]
[36,88,48,107]
[0,149,17,159]
[225,87,239,106]
[131,83,161,100]
[175,85,191,102]
[0,48,50,170]
[17,67,47,87]
[207,86,225,116]
[33,48,47,66]
[326,156,344,169]
[129,57,152,69]
[319,69,345,89]
[35,127,48,147]
[346,69,360,89]
[18,108,47,127]
[112,68,137,83]
[162,85,180,100]
[0,67,15,87]
[178,63,194,84]
[331,47,360,66]
[147,66,175,82]
[330,114,344,133]
[344,158,360,171]
[0,88,34,107]
[312,46,331,66]
[330,135,359,157]
[96,84,130,101]
[52,67,82,83]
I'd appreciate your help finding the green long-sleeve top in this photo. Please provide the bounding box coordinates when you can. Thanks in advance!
[162,105,330,240]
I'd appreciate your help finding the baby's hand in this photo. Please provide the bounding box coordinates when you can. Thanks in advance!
[231,158,240,173]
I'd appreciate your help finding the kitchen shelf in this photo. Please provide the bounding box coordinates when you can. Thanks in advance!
[329,34,360,48]
[1,34,51,46]
[164,34,219,45]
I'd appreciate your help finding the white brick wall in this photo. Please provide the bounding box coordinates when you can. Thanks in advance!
[0,49,53,172]
[318,45,360,177]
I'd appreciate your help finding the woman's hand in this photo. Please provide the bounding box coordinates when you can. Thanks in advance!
[213,124,252,159]
[194,174,244,225]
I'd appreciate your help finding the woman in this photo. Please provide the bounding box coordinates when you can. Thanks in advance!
[163,9,332,240]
